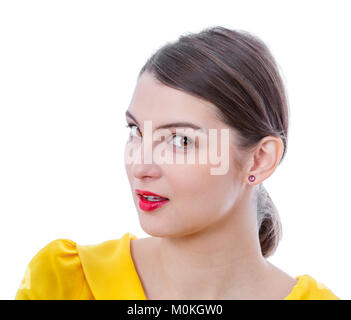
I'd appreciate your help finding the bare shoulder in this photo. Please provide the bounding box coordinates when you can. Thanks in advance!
[263,261,298,299]
[130,236,159,275]
[130,237,161,299]
[130,237,157,256]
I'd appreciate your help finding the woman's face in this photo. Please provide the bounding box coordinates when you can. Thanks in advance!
[124,71,246,238]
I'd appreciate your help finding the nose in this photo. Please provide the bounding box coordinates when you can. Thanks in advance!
[132,162,162,180]
[125,135,163,181]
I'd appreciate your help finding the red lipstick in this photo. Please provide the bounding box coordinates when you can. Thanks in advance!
[135,189,170,212]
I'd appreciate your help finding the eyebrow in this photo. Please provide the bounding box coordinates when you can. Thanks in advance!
[125,110,205,132]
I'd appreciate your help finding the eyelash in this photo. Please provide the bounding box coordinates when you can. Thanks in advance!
[125,123,193,149]
[125,123,142,137]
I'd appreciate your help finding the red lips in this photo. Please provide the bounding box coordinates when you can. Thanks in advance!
[135,189,169,199]
[135,189,170,212]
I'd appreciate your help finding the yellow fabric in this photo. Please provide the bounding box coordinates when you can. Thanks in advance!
[15,232,341,300]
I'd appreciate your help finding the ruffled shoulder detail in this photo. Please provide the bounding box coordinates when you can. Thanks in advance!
[15,239,94,300]
[76,232,146,300]
[284,274,341,300]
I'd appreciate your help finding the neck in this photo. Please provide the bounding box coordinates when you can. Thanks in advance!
[150,199,271,299]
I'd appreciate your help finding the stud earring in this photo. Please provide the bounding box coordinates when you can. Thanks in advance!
[248,175,255,182]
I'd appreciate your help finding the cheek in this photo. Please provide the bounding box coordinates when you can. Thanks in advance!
[166,162,235,216]
[124,163,132,181]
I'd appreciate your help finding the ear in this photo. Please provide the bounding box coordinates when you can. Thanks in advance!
[246,136,284,185]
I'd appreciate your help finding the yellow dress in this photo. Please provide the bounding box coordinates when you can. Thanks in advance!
[14,232,341,300]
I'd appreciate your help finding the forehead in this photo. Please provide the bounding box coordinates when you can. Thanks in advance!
[127,72,220,128]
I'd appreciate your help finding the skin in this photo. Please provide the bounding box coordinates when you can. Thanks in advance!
[124,71,297,300]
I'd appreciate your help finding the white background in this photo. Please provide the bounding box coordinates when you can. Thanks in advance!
[0,0,350,300]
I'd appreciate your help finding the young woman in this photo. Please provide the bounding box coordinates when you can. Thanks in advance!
[15,26,340,300]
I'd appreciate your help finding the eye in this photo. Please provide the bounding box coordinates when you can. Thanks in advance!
[125,123,142,138]
[171,135,193,149]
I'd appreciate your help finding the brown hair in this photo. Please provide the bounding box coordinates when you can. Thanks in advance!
[138,26,289,258]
